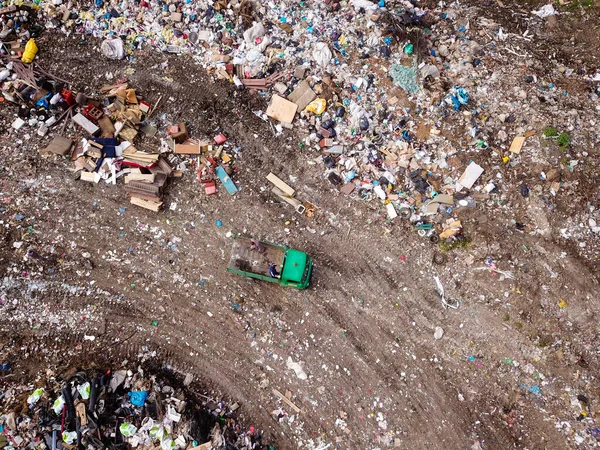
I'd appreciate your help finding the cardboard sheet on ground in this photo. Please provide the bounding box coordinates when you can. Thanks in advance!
[266,95,298,123]
[457,162,484,190]
[287,80,316,111]
[509,136,526,154]
[42,136,73,156]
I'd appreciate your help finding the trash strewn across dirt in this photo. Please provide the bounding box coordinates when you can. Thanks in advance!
[0,352,263,449]
[0,0,599,448]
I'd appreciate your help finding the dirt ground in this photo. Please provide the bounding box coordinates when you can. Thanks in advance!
[1,0,600,448]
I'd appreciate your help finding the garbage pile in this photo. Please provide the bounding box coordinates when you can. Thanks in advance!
[0,365,263,449]
[1,50,242,211]
[4,0,596,242]
[37,0,480,238]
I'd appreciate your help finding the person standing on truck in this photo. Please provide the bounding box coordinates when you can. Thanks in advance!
[251,239,265,253]
[269,263,280,278]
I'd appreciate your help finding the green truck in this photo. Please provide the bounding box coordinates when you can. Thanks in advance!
[227,236,313,289]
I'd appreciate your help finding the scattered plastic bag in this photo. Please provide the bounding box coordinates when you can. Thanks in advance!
[52,395,65,414]
[243,22,265,45]
[101,37,125,60]
[350,0,379,14]
[286,356,307,380]
[312,43,332,67]
[160,438,177,450]
[62,431,77,444]
[77,382,91,400]
[128,391,149,406]
[305,98,327,115]
[447,86,469,110]
[149,424,168,441]
[21,39,38,63]
[27,388,44,405]
[532,4,557,18]
[120,422,138,437]
[389,63,419,93]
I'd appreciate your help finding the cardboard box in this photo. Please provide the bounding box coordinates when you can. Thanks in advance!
[266,95,298,123]
[43,136,73,156]
[287,80,316,111]
[72,113,99,135]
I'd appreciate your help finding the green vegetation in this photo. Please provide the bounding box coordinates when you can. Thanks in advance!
[543,126,570,151]
[562,0,595,10]
[557,132,570,149]
[439,237,471,252]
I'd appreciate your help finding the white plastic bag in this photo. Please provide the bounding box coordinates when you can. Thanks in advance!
[532,4,557,18]
[312,42,332,67]
[243,22,265,45]
[101,37,125,60]
[350,0,379,14]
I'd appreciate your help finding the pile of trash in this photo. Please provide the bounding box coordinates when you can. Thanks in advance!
[3,0,596,245]
[36,0,479,239]
[0,364,264,449]
[0,50,242,211]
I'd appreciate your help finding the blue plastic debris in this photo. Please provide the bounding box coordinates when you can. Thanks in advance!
[520,383,542,396]
[449,86,469,111]
[215,166,238,195]
[128,391,148,407]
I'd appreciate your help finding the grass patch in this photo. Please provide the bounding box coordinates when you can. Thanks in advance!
[439,237,471,252]
[514,321,523,329]
[557,132,570,148]
[543,126,571,150]
[562,0,595,10]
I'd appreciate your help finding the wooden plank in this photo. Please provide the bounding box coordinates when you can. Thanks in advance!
[272,389,301,413]
[124,173,155,184]
[80,171,100,183]
[130,196,162,211]
[266,172,295,196]
[76,402,87,426]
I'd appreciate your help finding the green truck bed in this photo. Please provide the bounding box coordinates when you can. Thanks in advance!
[227,236,312,289]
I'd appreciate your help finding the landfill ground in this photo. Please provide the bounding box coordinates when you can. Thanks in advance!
[1,0,600,449]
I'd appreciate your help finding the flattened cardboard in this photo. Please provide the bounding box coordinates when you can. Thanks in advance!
[72,113,99,135]
[43,136,73,156]
[97,116,116,136]
[509,136,526,154]
[266,95,298,123]
[457,162,484,190]
[341,183,355,195]
[415,123,431,142]
[287,80,316,111]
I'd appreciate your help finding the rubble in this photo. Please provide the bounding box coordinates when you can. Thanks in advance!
[0,362,263,450]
